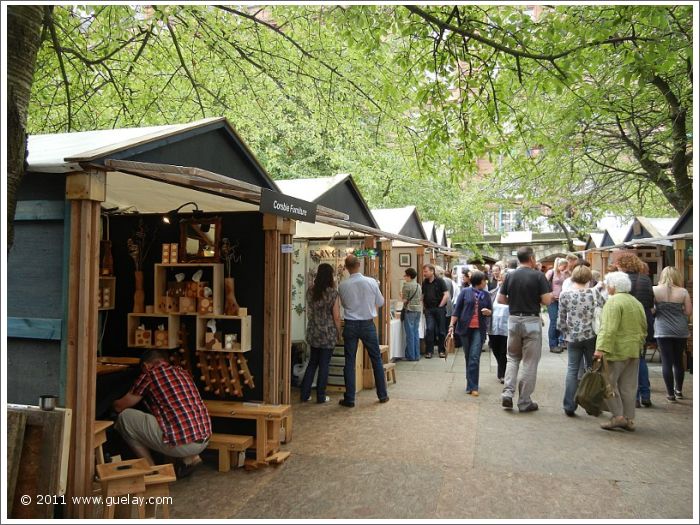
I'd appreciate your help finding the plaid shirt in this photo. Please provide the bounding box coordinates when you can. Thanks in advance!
[132,362,211,447]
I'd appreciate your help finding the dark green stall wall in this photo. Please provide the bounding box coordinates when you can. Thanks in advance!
[102,212,266,401]
[7,172,67,404]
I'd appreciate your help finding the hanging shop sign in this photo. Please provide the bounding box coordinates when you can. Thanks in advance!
[260,189,317,223]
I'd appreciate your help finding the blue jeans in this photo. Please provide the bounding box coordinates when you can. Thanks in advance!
[547,301,563,349]
[637,353,651,401]
[403,311,421,361]
[300,346,333,402]
[462,327,483,391]
[342,320,388,403]
[563,337,596,412]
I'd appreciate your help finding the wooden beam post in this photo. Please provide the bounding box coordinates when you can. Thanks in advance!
[416,247,426,284]
[674,239,686,280]
[379,240,392,345]
[263,214,282,404]
[600,251,610,279]
[65,172,103,518]
[280,219,295,405]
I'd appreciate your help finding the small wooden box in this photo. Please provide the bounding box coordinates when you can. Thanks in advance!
[101,287,111,308]
[205,332,223,351]
[134,329,152,347]
[238,307,248,316]
[179,296,196,314]
[170,243,179,263]
[159,296,178,313]
[186,281,207,298]
[198,296,214,314]
[154,330,169,348]
[97,290,102,309]
[162,243,171,264]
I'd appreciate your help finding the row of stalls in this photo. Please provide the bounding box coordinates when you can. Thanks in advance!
[7,117,454,517]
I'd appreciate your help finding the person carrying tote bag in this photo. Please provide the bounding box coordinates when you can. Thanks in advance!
[400,268,422,361]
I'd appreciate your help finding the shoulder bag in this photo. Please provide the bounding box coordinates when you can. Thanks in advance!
[575,356,614,416]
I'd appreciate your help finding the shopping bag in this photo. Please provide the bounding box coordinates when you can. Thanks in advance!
[575,357,613,416]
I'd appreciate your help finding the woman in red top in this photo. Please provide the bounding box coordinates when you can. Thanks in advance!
[448,271,492,396]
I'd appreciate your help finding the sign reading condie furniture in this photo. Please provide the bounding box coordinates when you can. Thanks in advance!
[260,188,317,223]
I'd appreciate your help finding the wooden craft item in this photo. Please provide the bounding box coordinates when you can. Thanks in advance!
[227,355,243,397]
[134,329,152,347]
[161,244,171,264]
[164,296,177,313]
[216,355,232,395]
[205,332,222,351]
[169,243,179,264]
[236,355,255,388]
[238,307,248,316]
[186,281,206,298]
[153,330,168,348]
[97,290,102,309]
[179,296,196,314]
[101,287,111,308]
[197,352,213,392]
[167,281,187,298]
[198,296,214,314]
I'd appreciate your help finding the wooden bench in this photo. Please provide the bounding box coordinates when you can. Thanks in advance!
[204,401,292,466]
[144,463,176,518]
[207,433,254,473]
[383,362,397,384]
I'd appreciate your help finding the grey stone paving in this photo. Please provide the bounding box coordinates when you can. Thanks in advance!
[171,322,695,519]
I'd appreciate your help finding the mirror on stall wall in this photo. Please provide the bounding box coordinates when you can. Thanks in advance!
[179,216,222,262]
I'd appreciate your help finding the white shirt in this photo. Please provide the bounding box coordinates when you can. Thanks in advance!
[338,272,384,320]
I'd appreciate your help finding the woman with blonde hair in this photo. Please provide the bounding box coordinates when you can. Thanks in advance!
[653,266,692,401]
[545,257,570,353]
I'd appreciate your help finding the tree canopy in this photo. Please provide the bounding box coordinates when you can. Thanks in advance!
[24,4,692,246]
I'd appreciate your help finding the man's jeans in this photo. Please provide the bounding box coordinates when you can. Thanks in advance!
[403,311,421,360]
[563,337,596,412]
[547,301,563,349]
[637,353,651,402]
[343,320,388,403]
[424,306,446,355]
[463,327,483,391]
[503,315,542,409]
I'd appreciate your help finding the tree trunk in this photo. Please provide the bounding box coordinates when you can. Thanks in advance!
[7,5,45,252]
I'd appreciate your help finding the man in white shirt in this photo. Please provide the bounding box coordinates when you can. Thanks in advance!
[337,255,389,407]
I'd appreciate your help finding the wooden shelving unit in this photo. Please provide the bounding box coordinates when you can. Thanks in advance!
[153,263,223,315]
[196,314,252,352]
[127,313,179,349]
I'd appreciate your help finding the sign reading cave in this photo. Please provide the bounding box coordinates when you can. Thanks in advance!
[259,188,317,224]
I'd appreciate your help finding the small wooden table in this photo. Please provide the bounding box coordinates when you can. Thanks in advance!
[204,401,292,465]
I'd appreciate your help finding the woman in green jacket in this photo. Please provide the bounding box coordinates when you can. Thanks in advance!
[593,272,647,431]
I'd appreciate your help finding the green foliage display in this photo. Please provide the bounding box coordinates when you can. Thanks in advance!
[27,4,691,248]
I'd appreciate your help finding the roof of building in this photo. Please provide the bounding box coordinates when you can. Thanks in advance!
[26,117,278,190]
[623,217,678,242]
[372,206,428,241]
[276,174,378,228]
[668,205,692,236]
[421,221,437,243]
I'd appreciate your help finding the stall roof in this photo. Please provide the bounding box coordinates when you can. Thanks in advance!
[436,225,448,247]
[372,207,428,241]
[585,232,605,250]
[27,117,279,190]
[422,221,437,243]
[623,216,678,242]
[668,205,692,236]
[599,225,630,247]
[276,174,378,228]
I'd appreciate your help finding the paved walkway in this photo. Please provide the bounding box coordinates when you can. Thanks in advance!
[170,334,694,519]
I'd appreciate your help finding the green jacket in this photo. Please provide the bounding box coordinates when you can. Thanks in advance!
[595,292,647,361]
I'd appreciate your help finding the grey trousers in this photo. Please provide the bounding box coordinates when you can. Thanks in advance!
[115,408,208,458]
[503,315,542,409]
[606,358,639,420]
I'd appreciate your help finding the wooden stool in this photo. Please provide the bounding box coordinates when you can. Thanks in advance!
[144,463,176,518]
[207,434,254,472]
[93,420,113,465]
[96,459,151,519]
[383,362,397,384]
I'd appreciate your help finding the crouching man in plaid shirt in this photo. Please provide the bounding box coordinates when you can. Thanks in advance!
[113,349,211,475]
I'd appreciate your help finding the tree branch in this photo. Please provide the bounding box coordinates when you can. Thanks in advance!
[45,6,72,131]
[165,17,206,118]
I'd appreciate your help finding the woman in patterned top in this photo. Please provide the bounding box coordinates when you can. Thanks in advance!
[557,265,606,416]
[300,263,342,403]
